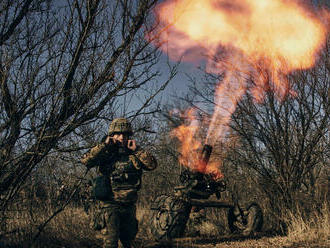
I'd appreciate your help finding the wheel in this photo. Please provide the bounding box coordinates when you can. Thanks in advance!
[228,202,263,236]
[150,195,191,241]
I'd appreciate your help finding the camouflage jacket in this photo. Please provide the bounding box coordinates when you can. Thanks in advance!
[81,142,157,205]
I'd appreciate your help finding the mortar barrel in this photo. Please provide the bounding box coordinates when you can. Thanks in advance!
[199,144,213,165]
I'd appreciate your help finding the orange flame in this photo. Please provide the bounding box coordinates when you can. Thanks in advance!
[155,0,327,67]
[153,0,329,175]
[171,109,202,170]
[171,109,223,179]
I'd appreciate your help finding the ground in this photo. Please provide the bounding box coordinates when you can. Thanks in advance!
[138,235,329,248]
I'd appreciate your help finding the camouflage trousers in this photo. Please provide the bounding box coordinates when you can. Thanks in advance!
[98,204,138,248]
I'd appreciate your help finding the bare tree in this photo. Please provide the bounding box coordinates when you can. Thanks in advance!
[0,0,174,211]
[228,39,329,212]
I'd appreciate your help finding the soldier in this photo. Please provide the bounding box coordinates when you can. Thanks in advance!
[81,118,157,248]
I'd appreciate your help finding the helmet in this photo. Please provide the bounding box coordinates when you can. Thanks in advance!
[108,118,133,136]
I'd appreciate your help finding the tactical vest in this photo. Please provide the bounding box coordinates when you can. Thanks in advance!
[99,148,142,204]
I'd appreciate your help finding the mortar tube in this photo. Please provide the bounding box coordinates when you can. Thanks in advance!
[199,144,213,172]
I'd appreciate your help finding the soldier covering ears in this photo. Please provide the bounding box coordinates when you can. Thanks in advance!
[81,118,157,248]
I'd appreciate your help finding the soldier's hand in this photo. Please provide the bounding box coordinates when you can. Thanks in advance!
[127,139,136,151]
[105,136,116,146]
[81,154,88,164]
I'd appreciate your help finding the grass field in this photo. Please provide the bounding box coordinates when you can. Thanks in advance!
[1,201,329,248]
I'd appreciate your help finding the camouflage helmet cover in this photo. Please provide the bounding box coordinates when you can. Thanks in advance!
[108,118,133,135]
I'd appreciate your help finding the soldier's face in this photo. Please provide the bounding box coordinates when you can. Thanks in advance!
[113,133,129,147]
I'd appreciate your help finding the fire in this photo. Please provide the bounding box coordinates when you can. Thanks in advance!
[155,0,326,69]
[171,109,202,170]
[172,109,202,169]
[152,0,329,175]
[171,109,223,179]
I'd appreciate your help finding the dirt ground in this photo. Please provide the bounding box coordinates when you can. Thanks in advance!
[140,234,330,248]
[2,232,329,248]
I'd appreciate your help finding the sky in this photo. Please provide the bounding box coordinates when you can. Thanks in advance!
[51,0,329,119]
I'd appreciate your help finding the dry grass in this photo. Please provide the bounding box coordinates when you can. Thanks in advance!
[1,201,329,248]
[1,205,99,248]
[286,202,330,245]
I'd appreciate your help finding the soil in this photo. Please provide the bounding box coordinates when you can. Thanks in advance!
[139,233,329,248]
